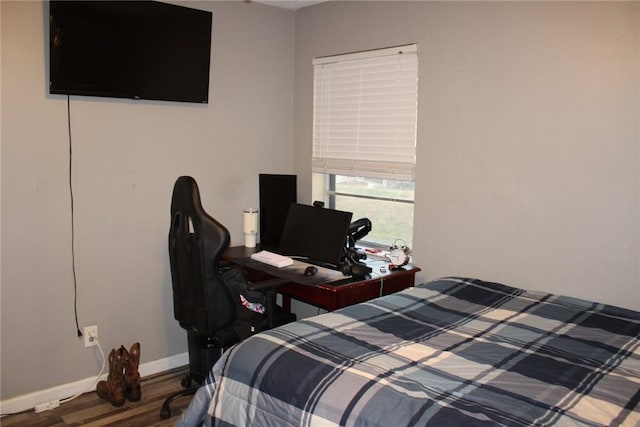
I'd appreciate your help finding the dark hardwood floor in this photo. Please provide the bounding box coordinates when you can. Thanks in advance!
[2,366,195,426]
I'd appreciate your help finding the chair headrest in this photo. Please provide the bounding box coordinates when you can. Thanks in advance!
[171,176,202,216]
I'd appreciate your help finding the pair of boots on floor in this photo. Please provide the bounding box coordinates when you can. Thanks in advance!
[97,342,141,407]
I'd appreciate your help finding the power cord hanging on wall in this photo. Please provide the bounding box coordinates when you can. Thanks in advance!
[67,95,82,338]
[33,331,106,413]
[60,332,106,404]
[1,98,87,417]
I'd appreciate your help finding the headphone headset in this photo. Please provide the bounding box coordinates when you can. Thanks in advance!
[345,246,366,262]
[339,261,372,278]
[338,217,373,277]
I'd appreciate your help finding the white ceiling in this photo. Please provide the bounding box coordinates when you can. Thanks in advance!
[252,0,328,10]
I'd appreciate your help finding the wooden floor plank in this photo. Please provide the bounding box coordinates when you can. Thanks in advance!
[1,367,193,426]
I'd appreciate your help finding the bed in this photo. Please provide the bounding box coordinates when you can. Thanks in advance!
[177,277,640,426]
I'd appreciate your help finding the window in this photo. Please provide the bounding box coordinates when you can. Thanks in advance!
[312,45,418,247]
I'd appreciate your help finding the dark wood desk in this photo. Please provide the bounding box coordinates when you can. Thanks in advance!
[224,246,421,312]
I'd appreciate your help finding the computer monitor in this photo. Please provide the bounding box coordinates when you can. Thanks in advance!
[277,203,353,269]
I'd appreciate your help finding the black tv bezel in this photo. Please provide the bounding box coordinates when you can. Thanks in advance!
[48,1,213,104]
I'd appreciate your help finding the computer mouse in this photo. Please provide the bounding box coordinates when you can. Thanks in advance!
[304,266,318,276]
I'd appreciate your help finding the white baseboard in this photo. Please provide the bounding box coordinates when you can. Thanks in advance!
[0,352,188,416]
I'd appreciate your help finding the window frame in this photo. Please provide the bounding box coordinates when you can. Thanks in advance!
[311,44,418,248]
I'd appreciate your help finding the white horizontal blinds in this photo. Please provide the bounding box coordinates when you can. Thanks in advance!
[313,44,418,181]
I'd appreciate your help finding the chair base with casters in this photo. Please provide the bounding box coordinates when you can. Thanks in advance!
[159,303,295,419]
[159,332,234,419]
[160,294,296,419]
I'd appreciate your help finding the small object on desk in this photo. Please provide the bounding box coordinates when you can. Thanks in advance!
[340,262,372,278]
[388,239,411,267]
[243,208,259,248]
[380,266,387,273]
[304,266,318,276]
[250,250,294,268]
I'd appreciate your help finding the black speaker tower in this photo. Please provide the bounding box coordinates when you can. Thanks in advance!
[259,174,297,249]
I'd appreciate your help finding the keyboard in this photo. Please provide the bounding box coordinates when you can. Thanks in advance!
[250,250,294,268]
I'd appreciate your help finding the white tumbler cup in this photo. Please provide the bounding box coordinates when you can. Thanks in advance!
[243,208,258,248]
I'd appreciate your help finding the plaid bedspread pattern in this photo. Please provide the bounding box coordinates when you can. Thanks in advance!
[192,277,640,426]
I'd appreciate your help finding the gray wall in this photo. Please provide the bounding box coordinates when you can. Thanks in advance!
[2,0,640,404]
[1,1,294,400]
[294,1,640,308]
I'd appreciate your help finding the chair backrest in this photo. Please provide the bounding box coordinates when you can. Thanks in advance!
[168,176,234,337]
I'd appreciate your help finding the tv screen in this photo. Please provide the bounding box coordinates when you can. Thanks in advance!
[49,1,212,103]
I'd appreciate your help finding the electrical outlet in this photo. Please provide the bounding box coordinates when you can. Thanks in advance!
[84,325,98,347]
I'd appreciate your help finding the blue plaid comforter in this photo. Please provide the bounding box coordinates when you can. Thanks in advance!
[178,277,640,426]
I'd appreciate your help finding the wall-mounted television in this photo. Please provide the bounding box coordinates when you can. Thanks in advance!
[49,1,212,104]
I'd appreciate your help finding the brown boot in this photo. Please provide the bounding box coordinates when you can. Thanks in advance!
[96,348,126,407]
[123,342,141,402]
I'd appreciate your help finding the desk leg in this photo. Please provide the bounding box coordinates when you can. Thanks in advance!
[282,295,291,313]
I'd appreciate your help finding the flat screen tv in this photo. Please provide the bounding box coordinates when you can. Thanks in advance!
[49,1,212,103]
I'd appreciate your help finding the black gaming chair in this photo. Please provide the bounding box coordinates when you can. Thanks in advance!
[160,176,295,419]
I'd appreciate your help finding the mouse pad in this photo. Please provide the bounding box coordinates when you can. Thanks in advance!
[235,257,345,287]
